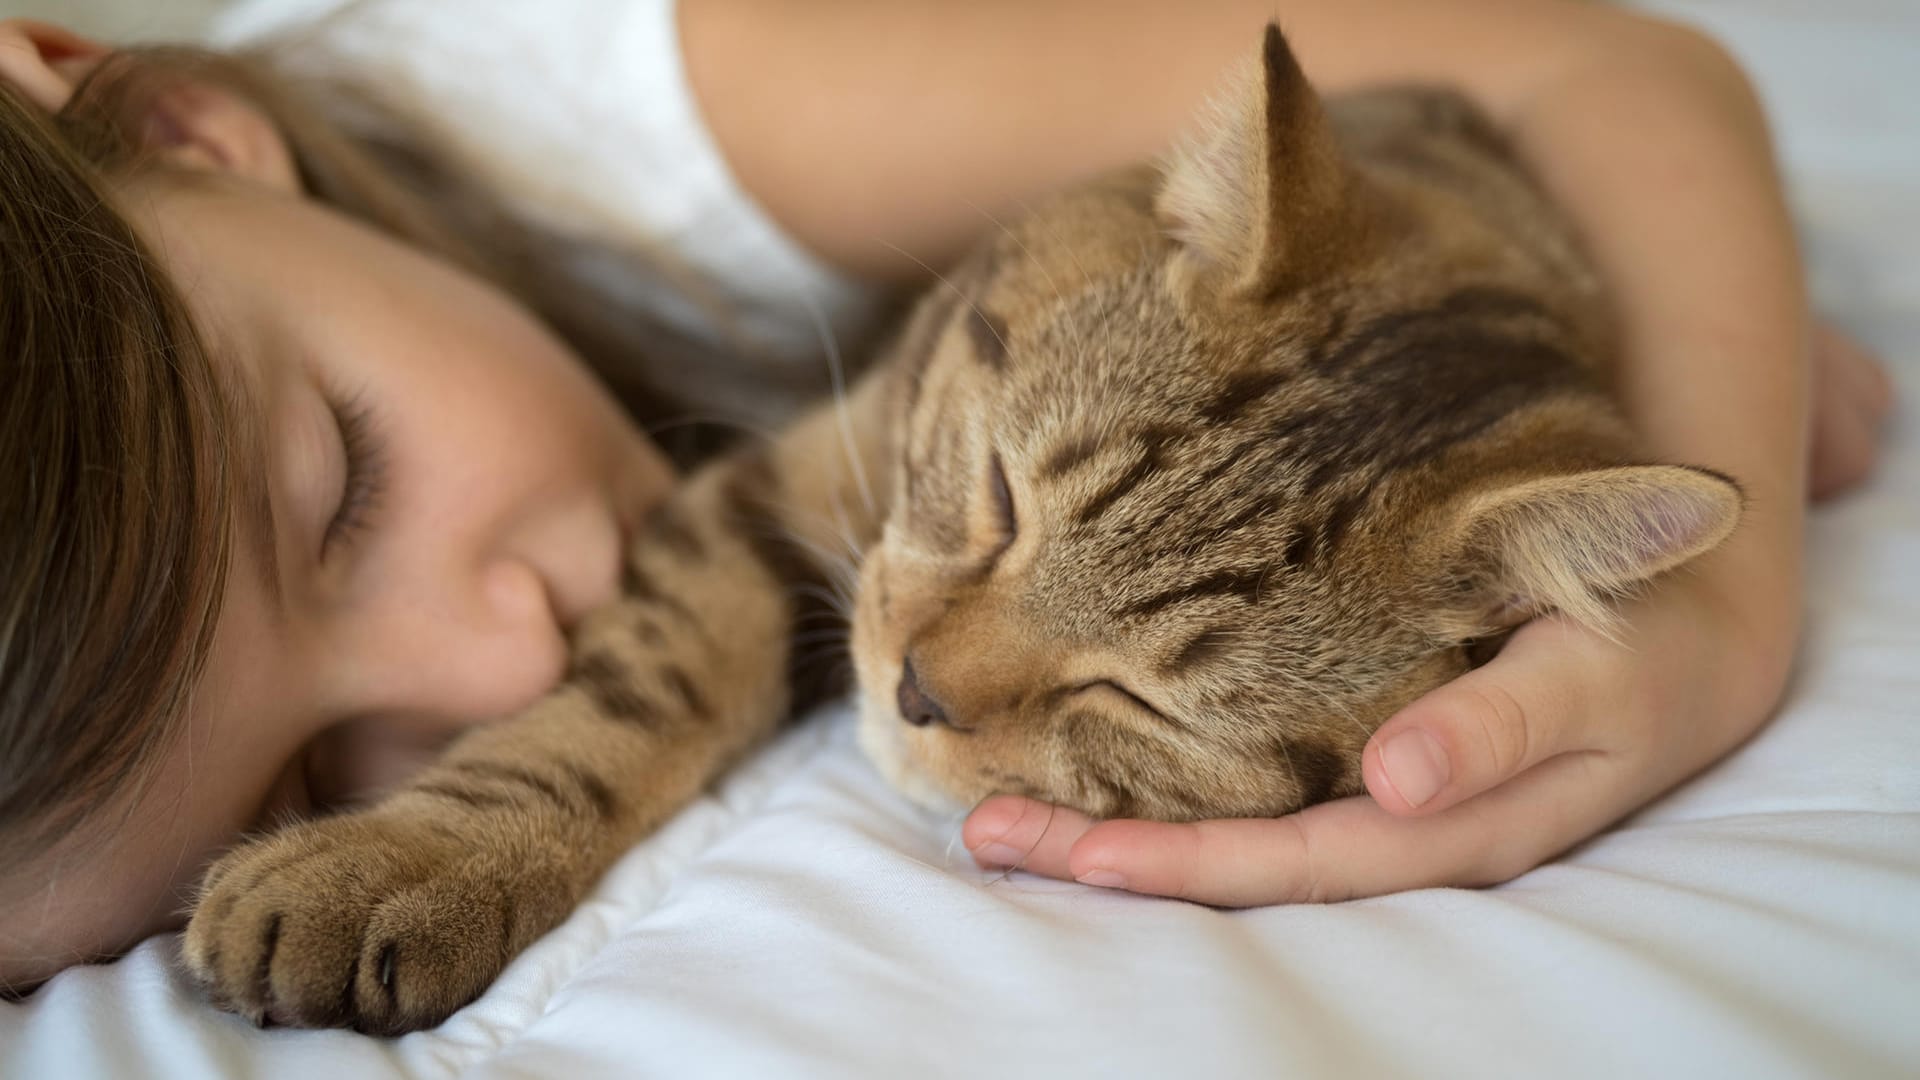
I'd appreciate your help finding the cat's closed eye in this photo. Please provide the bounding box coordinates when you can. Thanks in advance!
[987,451,1016,546]
[1075,679,1180,729]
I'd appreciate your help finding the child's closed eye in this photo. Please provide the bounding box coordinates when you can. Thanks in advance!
[322,390,387,555]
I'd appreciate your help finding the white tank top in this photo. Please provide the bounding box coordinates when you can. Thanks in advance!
[211,0,884,372]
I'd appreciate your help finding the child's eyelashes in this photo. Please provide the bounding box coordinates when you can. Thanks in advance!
[323,391,388,555]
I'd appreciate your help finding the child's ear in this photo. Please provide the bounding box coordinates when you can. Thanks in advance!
[131,71,303,195]
[1424,465,1744,639]
[1155,23,1383,299]
[0,20,111,112]
[0,18,299,194]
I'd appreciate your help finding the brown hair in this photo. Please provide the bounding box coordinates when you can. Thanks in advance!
[0,66,230,875]
[0,42,693,877]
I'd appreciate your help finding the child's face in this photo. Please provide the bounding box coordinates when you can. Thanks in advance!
[0,53,674,983]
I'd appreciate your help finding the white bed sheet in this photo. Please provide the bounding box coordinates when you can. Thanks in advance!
[3,1,1917,1076]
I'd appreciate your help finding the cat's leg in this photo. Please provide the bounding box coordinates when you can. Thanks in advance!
[180,372,896,1034]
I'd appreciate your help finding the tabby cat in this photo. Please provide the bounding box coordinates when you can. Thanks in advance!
[183,26,1740,1034]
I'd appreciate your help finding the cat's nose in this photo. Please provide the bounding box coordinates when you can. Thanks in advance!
[895,656,952,728]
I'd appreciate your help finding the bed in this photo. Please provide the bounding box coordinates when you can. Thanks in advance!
[2,0,1915,1076]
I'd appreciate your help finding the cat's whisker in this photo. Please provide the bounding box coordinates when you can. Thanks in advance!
[875,239,1012,363]
[795,656,858,702]
[786,568,858,616]
[735,514,863,599]
[791,644,854,674]
[791,583,853,619]
[941,818,970,868]
[789,621,850,646]
[962,198,1094,373]
[773,504,868,566]
[824,489,871,564]
[980,797,1057,890]
[1019,196,1114,367]
[1271,736,1304,807]
[785,593,853,627]
[1266,648,1379,746]
[790,286,879,521]
[1373,598,1433,641]
[644,409,787,450]
[790,633,852,655]
[714,517,860,627]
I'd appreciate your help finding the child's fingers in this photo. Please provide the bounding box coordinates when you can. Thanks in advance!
[964,794,1096,877]
[1061,749,1620,907]
[967,616,1627,886]
[1808,320,1895,500]
[1810,365,1882,500]
[1820,320,1893,420]
[1361,618,1616,817]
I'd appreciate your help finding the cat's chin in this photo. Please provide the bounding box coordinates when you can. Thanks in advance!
[854,696,969,815]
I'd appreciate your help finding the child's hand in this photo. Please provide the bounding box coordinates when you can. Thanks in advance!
[963,562,1784,906]
[1809,322,1895,500]
[963,321,1891,907]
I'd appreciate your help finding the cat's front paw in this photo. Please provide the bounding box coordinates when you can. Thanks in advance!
[182,809,570,1034]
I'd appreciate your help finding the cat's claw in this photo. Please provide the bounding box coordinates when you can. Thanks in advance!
[181,809,554,1035]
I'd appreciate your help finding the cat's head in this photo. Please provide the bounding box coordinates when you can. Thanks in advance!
[850,26,1740,822]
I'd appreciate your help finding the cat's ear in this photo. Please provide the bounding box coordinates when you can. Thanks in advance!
[1427,465,1744,638]
[1157,23,1376,298]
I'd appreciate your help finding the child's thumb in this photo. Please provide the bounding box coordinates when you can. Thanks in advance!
[1362,619,1605,816]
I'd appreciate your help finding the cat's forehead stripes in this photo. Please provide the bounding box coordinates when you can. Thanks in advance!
[902,420,971,554]
[1039,432,1103,479]
[897,286,967,417]
[1303,494,1374,573]
[1162,626,1234,676]
[896,244,1006,415]
[1307,285,1562,378]
[1201,367,1299,425]
[1005,277,1592,573]
[1071,426,1181,526]
[1121,565,1272,618]
[1280,326,1589,498]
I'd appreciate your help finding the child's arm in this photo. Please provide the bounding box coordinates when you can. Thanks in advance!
[686,0,1827,901]
[687,0,1731,278]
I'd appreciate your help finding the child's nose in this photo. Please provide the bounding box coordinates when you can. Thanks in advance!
[338,556,568,724]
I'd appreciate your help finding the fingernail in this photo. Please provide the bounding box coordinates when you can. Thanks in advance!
[1077,869,1127,889]
[974,842,1025,868]
[1381,729,1450,809]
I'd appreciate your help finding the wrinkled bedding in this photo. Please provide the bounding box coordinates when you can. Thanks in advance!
[3,0,1916,1076]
